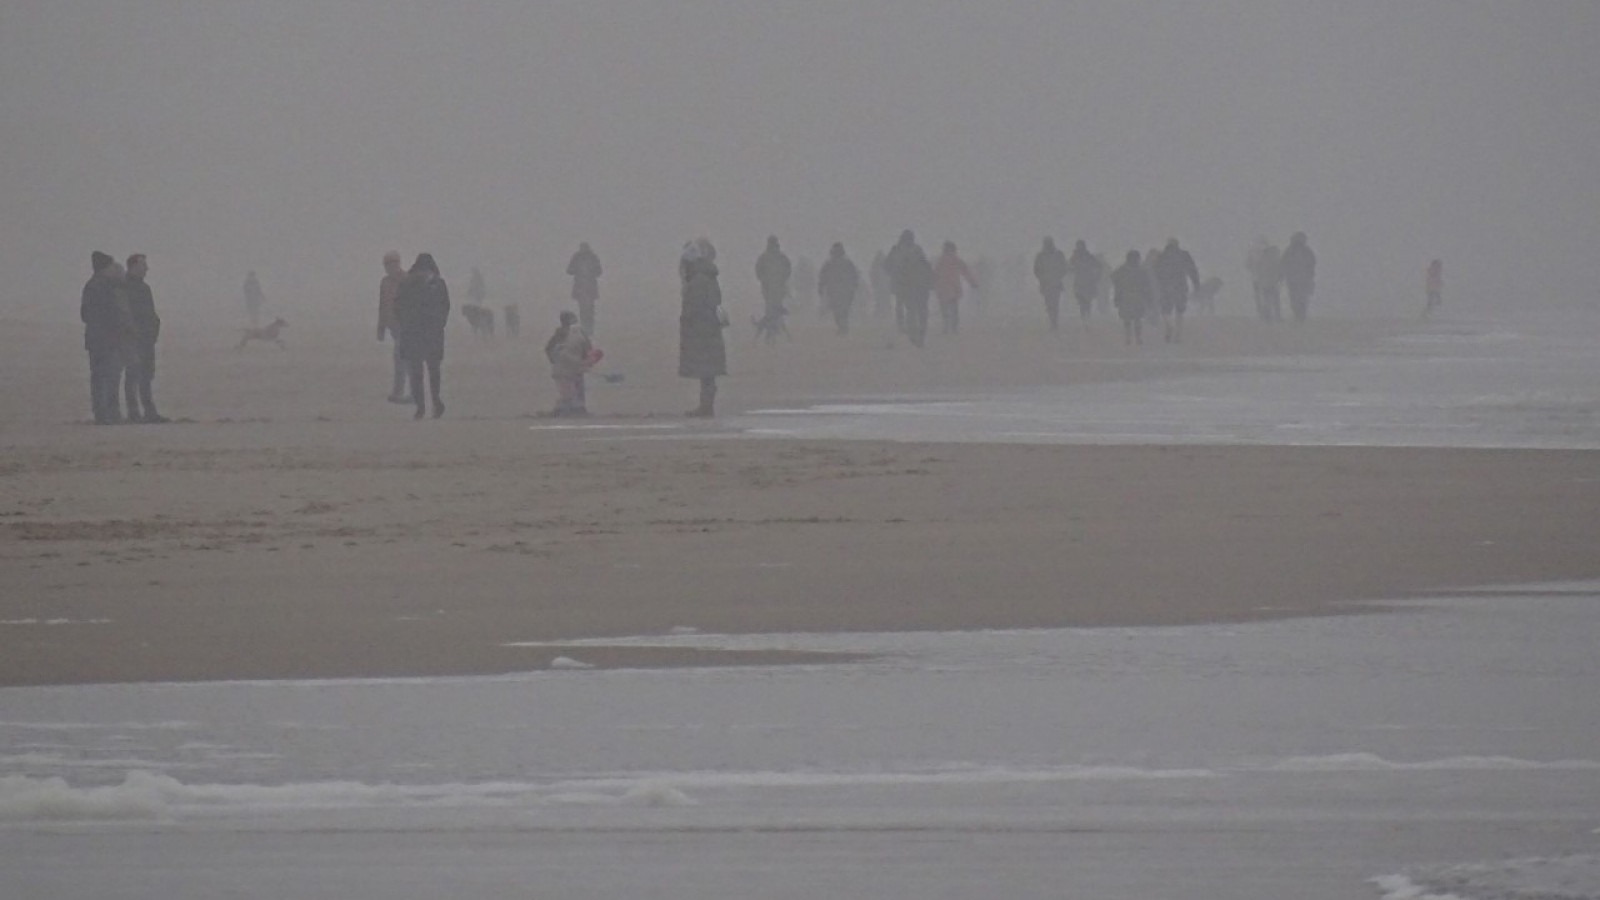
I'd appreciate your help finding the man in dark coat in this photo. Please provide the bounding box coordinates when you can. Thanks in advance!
[1282,231,1317,322]
[754,235,791,325]
[1112,250,1155,346]
[81,251,125,424]
[1151,238,1201,342]
[566,243,602,335]
[883,230,933,347]
[1067,240,1103,324]
[817,242,860,335]
[378,251,410,403]
[393,253,451,419]
[1033,237,1068,331]
[679,240,727,417]
[121,254,166,423]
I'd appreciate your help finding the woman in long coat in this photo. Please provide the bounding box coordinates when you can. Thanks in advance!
[394,253,451,419]
[678,239,727,417]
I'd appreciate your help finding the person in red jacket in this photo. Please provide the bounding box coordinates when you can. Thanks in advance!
[933,241,977,335]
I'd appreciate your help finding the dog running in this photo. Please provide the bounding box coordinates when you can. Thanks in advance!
[236,317,288,350]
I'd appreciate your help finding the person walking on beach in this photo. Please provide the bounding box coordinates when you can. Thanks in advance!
[121,254,166,423]
[1246,238,1283,321]
[1151,238,1201,343]
[869,250,892,321]
[680,239,727,418]
[242,270,265,327]
[393,253,451,420]
[81,252,125,424]
[933,242,977,335]
[884,230,934,347]
[378,251,410,404]
[1033,237,1068,331]
[1112,250,1154,346]
[1067,239,1103,325]
[1282,231,1316,322]
[755,235,792,329]
[1424,259,1443,319]
[817,242,860,335]
[545,310,594,416]
[566,242,602,335]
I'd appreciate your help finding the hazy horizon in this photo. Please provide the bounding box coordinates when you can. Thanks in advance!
[3,1,1597,320]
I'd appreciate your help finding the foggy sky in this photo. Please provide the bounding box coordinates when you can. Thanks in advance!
[3,1,1597,319]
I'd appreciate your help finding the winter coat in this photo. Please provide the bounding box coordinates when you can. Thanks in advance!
[934,252,976,303]
[1152,247,1201,301]
[546,324,593,380]
[1112,261,1154,318]
[755,249,791,303]
[81,273,126,353]
[394,273,451,362]
[818,256,860,308]
[1034,247,1068,292]
[567,249,602,301]
[1067,247,1102,296]
[884,242,933,301]
[378,271,405,340]
[123,277,160,347]
[1282,243,1316,294]
[678,261,727,379]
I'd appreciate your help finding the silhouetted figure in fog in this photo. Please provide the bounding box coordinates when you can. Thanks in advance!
[1151,238,1201,343]
[461,266,493,338]
[1094,252,1113,315]
[1143,247,1166,330]
[81,252,125,424]
[1113,250,1154,346]
[566,242,602,335]
[884,230,934,346]
[793,255,816,317]
[1282,232,1316,322]
[755,236,792,325]
[817,243,860,335]
[869,251,891,320]
[545,310,593,416]
[468,267,487,306]
[680,239,727,418]
[1067,240,1103,325]
[933,242,976,335]
[1246,238,1283,321]
[378,252,410,403]
[121,254,165,423]
[972,254,995,311]
[1424,259,1443,319]
[1033,237,1068,331]
[242,270,265,327]
[394,253,450,420]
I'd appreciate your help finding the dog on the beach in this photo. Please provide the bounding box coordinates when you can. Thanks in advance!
[461,304,495,339]
[752,307,790,346]
[235,317,288,350]
[1193,277,1223,315]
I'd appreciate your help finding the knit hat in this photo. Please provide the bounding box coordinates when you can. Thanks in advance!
[91,251,114,273]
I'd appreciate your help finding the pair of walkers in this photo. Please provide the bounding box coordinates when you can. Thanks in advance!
[378,252,450,419]
[81,251,165,424]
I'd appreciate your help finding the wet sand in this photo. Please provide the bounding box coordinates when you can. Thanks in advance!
[4,307,1598,685]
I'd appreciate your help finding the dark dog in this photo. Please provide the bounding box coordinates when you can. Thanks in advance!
[752,307,790,346]
[236,317,288,350]
[461,304,495,339]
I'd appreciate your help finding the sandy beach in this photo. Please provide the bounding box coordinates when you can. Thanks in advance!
[4,307,1598,686]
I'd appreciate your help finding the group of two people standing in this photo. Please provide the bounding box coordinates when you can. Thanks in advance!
[81,251,165,424]
[377,251,450,419]
[1245,233,1317,323]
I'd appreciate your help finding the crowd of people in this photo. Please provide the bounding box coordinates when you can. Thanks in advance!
[83,230,1457,425]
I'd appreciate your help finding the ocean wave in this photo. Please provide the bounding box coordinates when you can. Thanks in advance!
[1374,855,1600,900]
[1267,753,1600,773]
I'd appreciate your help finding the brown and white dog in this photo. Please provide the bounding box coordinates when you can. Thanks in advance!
[236,317,288,350]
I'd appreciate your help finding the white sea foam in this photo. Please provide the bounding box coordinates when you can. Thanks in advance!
[1374,855,1600,900]
[1267,753,1600,773]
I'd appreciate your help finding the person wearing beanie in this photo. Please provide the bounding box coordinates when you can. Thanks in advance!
[81,251,125,424]
[392,253,450,419]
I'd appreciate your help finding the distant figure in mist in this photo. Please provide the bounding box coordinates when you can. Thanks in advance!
[544,310,594,416]
[121,254,166,423]
[566,242,602,335]
[1067,239,1104,325]
[378,251,410,404]
[754,236,792,328]
[1424,259,1443,319]
[1112,250,1154,346]
[1094,252,1113,315]
[1033,237,1068,331]
[393,253,451,420]
[1282,232,1316,322]
[793,255,817,317]
[242,271,265,327]
[461,267,494,339]
[679,239,727,418]
[817,242,860,335]
[884,230,934,347]
[933,242,977,335]
[1151,238,1201,343]
[869,250,892,320]
[972,254,995,311]
[1246,238,1283,321]
[81,251,125,424]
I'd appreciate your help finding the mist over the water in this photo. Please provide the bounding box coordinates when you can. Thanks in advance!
[3,1,1597,320]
